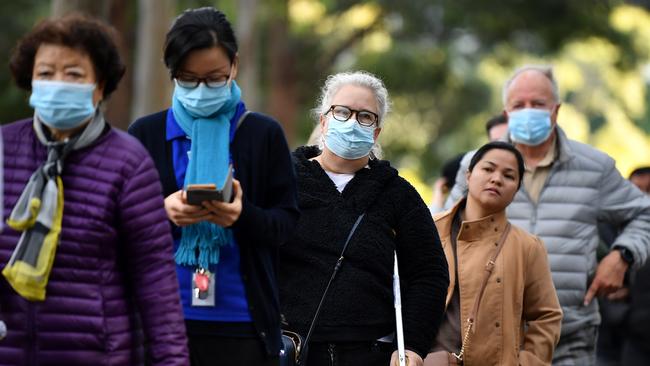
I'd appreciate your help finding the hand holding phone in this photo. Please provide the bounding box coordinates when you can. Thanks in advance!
[186,167,234,205]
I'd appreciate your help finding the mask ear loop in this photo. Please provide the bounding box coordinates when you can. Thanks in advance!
[317,113,328,150]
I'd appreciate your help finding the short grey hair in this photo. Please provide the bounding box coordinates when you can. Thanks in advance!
[501,64,560,107]
[312,70,391,127]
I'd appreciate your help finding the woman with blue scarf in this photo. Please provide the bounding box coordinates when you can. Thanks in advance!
[129,7,299,366]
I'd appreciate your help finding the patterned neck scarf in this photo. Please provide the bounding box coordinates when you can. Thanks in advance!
[3,110,106,301]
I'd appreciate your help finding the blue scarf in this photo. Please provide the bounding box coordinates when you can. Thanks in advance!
[172,81,242,269]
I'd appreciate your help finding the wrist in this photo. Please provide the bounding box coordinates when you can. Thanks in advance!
[613,246,634,266]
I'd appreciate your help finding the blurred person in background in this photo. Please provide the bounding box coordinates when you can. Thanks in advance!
[426,141,562,366]
[485,113,509,142]
[129,7,299,366]
[446,65,650,365]
[621,166,650,364]
[280,71,449,366]
[629,167,650,194]
[430,154,464,213]
[0,14,188,365]
[597,166,650,366]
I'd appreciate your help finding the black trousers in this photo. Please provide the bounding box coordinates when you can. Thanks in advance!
[304,341,393,366]
[620,338,650,365]
[188,335,279,366]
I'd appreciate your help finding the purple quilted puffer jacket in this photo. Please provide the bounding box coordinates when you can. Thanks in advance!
[0,119,189,365]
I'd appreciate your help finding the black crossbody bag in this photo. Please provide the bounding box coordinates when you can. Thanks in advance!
[280,213,366,366]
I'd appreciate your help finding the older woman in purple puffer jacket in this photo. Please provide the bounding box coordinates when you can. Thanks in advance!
[0,15,188,365]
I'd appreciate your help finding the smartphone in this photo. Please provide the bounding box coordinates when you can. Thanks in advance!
[186,167,233,205]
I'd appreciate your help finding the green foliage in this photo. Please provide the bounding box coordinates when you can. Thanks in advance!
[1,0,649,184]
[0,1,49,124]
[302,0,650,183]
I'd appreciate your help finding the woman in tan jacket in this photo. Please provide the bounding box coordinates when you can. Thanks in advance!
[425,141,562,366]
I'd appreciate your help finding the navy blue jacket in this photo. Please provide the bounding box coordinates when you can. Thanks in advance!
[128,109,299,356]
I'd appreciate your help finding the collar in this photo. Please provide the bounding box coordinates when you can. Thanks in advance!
[166,108,186,141]
[504,125,574,165]
[554,125,574,163]
[435,198,509,243]
[525,134,557,172]
[293,145,397,212]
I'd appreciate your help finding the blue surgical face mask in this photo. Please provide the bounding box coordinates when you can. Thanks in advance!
[324,116,376,160]
[29,80,96,130]
[173,79,231,118]
[508,108,554,146]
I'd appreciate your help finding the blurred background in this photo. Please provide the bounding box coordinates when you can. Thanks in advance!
[2,0,650,199]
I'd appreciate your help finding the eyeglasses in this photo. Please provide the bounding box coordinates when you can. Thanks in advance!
[326,105,379,127]
[175,74,231,89]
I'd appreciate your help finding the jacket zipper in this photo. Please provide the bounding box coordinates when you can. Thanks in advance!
[328,343,337,366]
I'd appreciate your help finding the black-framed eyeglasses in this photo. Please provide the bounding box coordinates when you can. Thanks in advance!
[326,105,379,127]
[175,74,231,89]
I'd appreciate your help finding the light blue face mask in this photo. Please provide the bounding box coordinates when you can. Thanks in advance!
[324,116,376,159]
[508,108,554,146]
[173,79,231,118]
[29,80,96,130]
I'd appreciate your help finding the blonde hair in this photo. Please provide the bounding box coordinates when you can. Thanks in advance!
[312,70,391,127]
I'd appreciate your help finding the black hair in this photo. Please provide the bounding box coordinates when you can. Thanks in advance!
[163,7,237,78]
[630,166,650,179]
[468,141,525,188]
[485,113,508,137]
[10,14,125,98]
[441,153,464,191]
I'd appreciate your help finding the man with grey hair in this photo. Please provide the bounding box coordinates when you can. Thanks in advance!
[445,65,650,365]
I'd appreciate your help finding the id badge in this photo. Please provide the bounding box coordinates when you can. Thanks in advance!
[191,269,216,306]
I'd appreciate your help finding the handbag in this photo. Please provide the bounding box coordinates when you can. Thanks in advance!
[280,329,304,366]
[280,213,366,366]
[423,223,511,366]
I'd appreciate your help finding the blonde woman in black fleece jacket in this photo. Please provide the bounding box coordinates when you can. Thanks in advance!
[279,71,449,366]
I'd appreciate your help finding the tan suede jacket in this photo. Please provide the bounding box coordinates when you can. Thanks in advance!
[433,201,562,366]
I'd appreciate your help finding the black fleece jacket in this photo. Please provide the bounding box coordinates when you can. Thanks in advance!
[279,146,449,358]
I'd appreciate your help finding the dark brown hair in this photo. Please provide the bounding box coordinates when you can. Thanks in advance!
[164,7,238,78]
[485,113,507,137]
[9,14,125,98]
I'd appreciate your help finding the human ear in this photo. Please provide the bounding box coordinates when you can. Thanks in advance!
[373,127,381,141]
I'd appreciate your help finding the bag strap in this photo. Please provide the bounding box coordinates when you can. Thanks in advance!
[299,213,366,362]
[236,110,251,131]
[453,222,511,362]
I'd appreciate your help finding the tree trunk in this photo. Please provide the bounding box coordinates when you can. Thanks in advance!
[267,0,298,145]
[103,0,134,130]
[51,0,110,19]
[52,0,137,129]
[236,0,260,111]
[131,0,175,122]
